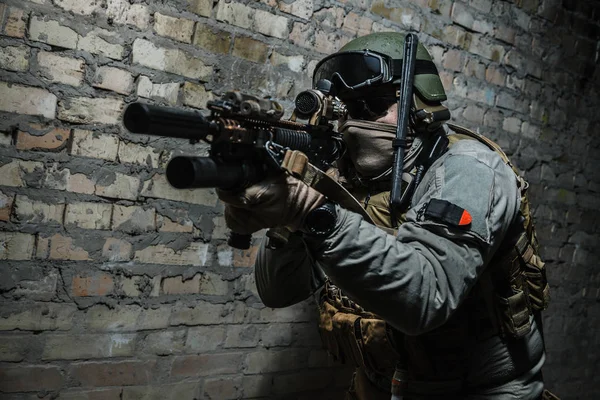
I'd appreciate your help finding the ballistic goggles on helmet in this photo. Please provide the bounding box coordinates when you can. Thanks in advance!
[313,50,438,94]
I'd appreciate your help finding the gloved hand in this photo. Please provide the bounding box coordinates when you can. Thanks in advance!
[217,174,325,235]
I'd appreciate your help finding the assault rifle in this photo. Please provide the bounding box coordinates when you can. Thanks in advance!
[123,83,348,249]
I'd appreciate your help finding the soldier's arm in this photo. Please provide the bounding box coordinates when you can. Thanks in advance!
[304,140,521,335]
[254,233,321,308]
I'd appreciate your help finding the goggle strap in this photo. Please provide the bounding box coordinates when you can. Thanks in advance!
[391,59,439,77]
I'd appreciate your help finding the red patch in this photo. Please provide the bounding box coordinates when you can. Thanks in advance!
[424,199,473,229]
[459,210,472,226]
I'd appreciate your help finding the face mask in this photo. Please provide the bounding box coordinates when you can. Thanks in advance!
[339,119,417,180]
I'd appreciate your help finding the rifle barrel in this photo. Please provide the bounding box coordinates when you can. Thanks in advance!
[166,156,263,189]
[123,103,211,141]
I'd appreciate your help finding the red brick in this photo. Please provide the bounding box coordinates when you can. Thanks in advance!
[341,12,373,36]
[233,244,259,267]
[485,65,506,86]
[193,23,232,54]
[102,238,133,261]
[438,70,453,93]
[4,7,26,38]
[0,190,14,221]
[189,0,212,16]
[232,36,269,63]
[0,232,35,260]
[69,360,156,387]
[16,126,71,151]
[0,365,64,392]
[314,29,345,54]
[49,234,90,260]
[289,21,314,48]
[162,275,202,294]
[171,353,243,377]
[442,49,465,72]
[427,0,452,16]
[72,274,114,296]
[464,58,485,80]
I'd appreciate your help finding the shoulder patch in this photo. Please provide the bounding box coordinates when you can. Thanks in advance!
[423,199,472,228]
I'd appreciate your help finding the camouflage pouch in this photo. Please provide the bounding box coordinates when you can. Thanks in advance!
[518,186,550,312]
[318,282,403,376]
[525,254,550,311]
[332,311,366,369]
[521,233,550,311]
[359,318,401,376]
[318,300,343,362]
[318,282,367,368]
[484,249,532,338]
[496,286,532,338]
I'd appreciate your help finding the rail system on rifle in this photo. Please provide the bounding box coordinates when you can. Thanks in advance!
[123,81,347,249]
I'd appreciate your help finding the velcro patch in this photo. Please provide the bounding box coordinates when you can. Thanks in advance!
[424,199,472,228]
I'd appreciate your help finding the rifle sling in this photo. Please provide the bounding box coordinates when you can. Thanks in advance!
[281,150,375,225]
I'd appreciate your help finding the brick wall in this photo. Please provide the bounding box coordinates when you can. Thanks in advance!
[0,0,598,398]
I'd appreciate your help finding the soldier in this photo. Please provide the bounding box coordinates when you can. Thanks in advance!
[218,32,555,399]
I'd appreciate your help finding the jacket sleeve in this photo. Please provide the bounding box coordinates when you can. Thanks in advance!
[254,232,320,308]
[304,140,521,335]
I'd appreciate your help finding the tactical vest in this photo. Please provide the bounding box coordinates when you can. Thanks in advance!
[317,124,551,396]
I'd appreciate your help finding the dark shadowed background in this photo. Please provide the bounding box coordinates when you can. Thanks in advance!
[0,0,598,398]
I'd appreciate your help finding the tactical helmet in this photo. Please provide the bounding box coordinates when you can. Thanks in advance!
[313,32,447,103]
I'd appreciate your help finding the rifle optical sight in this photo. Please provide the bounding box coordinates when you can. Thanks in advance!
[293,89,347,125]
[295,90,321,116]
